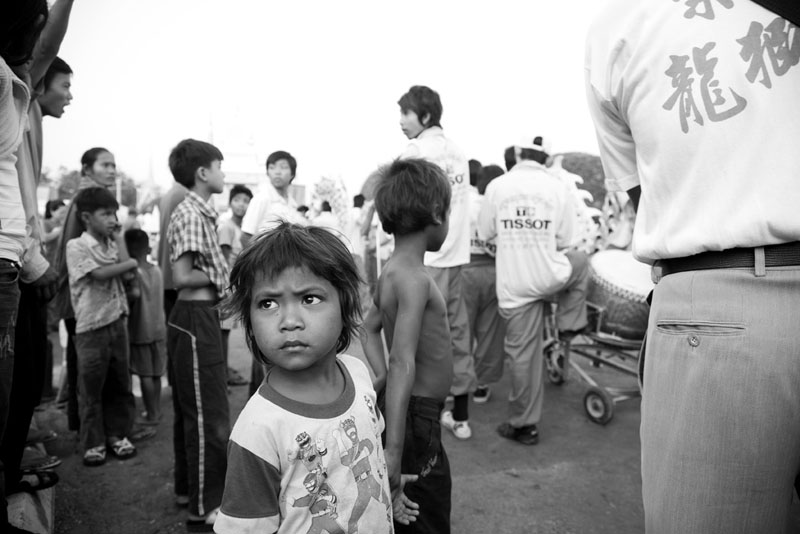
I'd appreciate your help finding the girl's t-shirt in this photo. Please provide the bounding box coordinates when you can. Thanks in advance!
[215,354,393,534]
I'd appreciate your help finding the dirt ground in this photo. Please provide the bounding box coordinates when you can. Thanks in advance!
[36,326,800,534]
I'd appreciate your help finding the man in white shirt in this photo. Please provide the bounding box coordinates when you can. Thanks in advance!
[397,85,476,440]
[478,137,588,446]
[240,150,305,247]
[586,2,800,531]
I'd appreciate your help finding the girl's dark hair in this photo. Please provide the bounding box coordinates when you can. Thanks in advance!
[0,0,49,67]
[221,222,362,366]
[80,147,112,176]
[45,200,65,219]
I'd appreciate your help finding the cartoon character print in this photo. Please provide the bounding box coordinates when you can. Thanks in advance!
[337,415,391,532]
[291,471,345,534]
[288,431,328,476]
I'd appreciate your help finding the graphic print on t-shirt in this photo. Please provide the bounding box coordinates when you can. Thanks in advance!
[337,413,392,532]
[663,2,799,133]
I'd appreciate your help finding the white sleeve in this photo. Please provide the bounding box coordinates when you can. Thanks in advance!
[584,36,640,193]
[240,193,263,235]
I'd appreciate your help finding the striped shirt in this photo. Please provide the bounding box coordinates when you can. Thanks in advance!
[167,191,229,299]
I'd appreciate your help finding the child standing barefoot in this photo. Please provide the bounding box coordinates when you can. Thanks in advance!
[215,223,417,533]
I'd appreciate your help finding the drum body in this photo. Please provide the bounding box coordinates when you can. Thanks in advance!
[587,250,653,340]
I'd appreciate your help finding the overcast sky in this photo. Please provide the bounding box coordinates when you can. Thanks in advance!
[42,0,605,198]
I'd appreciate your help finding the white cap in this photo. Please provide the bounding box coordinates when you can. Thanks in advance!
[515,136,551,155]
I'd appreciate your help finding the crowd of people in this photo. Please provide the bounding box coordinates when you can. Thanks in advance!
[1,0,799,533]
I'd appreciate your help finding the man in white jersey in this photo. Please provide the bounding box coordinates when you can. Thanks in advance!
[586,2,800,532]
[477,137,588,446]
[397,85,476,439]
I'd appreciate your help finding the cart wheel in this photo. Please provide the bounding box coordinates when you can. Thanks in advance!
[584,387,614,425]
[545,343,565,385]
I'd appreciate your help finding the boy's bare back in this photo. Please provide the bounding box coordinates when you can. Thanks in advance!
[376,255,453,400]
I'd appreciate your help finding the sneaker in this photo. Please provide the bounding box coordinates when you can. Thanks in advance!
[473,385,491,404]
[496,422,539,445]
[440,410,472,440]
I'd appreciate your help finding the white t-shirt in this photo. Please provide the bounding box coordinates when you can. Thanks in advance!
[585,0,800,263]
[215,355,393,534]
[478,161,575,309]
[241,182,305,236]
[467,187,495,257]
[401,126,471,268]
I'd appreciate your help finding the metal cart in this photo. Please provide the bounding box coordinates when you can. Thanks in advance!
[544,302,643,425]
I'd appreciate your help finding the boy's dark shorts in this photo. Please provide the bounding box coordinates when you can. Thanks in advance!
[396,395,451,534]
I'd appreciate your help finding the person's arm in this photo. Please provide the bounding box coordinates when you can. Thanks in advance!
[218,222,234,262]
[28,0,75,87]
[361,302,387,393]
[383,273,429,497]
[89,259,137,281]
[171,252,212,290]
[43,225,62,244]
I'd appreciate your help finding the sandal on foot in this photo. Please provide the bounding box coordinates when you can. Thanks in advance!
[20,448,62,473]
[10,470,59,494]
[108,437,137,459]
[186,507,219,532]
[130,427,157,442]
[83,446,106,467]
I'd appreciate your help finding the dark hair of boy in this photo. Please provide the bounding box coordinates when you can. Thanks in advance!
[477,164,505,195]
[221,222,362,366]
[45,199,65,219]
[73,187,119,230]
[468,159,482,187]
[43,56,72,90]
[353,194,364,208]
[503,146,516,171]
[374,158,451,237]
[124,228,150,260]
[80,147,111,175]
[397,85,443,128]
[168,138,224,188]
[0,0,49,67]
[519,136,549,165]
[266,150,297,177]
[229,184,253,204]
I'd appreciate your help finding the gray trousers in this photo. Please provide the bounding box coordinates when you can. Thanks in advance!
[499,251,589,427]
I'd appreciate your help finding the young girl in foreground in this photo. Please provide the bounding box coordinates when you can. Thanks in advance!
[214,222,417,534]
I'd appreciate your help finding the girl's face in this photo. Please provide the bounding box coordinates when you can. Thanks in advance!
[85,151,117,187]
[52,204,67,222]
[249,265,342,375]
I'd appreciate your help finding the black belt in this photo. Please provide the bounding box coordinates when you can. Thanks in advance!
[660,242,800,277]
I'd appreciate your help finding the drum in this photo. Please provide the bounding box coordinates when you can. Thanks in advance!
[587,250,653,340]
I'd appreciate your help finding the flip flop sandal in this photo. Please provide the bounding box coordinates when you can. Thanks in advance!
[108,437,137,459]
[135,411,162,426]
[20,448,62,473]
[11,470,59,494]
[130,427,157,442]
[83,446,106,467]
